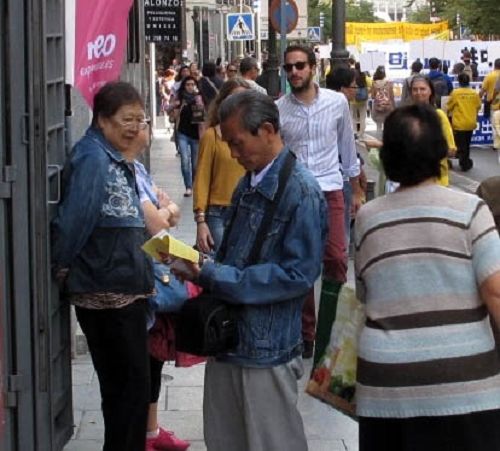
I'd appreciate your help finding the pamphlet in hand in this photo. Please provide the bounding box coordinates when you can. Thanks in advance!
[142,230,200,263]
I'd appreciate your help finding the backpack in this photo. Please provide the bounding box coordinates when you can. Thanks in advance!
[373,82,391,113]
[430,74,449,107]
[356,86,368,102]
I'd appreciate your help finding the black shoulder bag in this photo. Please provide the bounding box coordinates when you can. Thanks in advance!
[175,151,296,356]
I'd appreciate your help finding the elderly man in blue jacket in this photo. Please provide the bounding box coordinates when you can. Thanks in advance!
[172,90,327,451]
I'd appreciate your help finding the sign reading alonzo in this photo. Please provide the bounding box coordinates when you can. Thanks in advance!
[144,0,182,43]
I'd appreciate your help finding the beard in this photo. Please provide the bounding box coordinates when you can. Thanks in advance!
[289,72,314,93]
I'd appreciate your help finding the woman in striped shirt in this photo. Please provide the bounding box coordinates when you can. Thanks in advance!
[354,104,500,451]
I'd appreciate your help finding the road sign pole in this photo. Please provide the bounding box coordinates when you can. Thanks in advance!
[280,0,287,94]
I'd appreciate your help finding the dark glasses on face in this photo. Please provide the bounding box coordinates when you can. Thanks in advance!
[283,61,308,72]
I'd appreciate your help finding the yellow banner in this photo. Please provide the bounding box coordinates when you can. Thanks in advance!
[346,21,449,46]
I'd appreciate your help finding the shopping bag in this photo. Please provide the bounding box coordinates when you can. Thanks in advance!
[306,285,365,418]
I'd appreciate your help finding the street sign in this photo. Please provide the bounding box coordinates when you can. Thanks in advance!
[227,13,255,41]
[270,0,298,34]
[144,1,182,44]
[307,27,321,41]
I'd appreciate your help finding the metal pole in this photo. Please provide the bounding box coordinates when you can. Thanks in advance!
[150,43,157,128]
[330,0,349,68]
[256,9,261,64]
[220,12,225,63]
[198,6,203,64]
[239,0,244,58]
[266,1,280,97]
[279,0,287,94]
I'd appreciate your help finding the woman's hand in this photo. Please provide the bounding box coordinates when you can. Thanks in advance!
[196,222,215,253]
[157,189,172,208]
[170,258,201,282]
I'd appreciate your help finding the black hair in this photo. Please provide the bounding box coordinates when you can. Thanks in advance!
[92,81,143,126]
[411,60,423,73]
[495,58,500,70]
[175,65,190,82]
[326,66,355,91]
[429,57,441,70]
[178,76,199,100]
[202,61,217,78]
[373,66,386,81]
[283,45,316,67]
[458,72,470,86]
[219,90,280,135]
[381,104,447,187]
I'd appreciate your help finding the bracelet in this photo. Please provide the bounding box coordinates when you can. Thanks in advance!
[194,211,205,223]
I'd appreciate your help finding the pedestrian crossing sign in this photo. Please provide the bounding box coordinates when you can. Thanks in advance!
[227,13,255,41]
[307,27,321,42]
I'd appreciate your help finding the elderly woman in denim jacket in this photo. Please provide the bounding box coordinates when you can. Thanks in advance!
[51,81,154,451]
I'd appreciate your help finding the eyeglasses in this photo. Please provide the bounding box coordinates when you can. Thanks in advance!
[117,118,151,130]
[283,61,308,72]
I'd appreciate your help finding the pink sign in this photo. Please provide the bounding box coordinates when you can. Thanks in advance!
[74,0,134,106]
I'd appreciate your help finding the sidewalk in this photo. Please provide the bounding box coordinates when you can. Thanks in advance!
[63,124,359,451]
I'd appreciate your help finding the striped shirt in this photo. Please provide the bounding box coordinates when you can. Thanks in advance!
[277,86,359,191]
[354,184,500,418]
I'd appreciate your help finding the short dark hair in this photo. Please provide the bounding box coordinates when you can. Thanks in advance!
[326,66,355,91]
[373,66,386,81]
[381,104,447,187]
[92,81,143,126]
[284,45,316,67]
[429,57,441,70]
[219,90,280,135]
[239,57,258,75]
[495,58,500,69]
[202,61,217,77]
[411,60,423,73]
[458,72,470,86]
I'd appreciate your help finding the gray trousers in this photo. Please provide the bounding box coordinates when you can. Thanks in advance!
[203,357,308,451]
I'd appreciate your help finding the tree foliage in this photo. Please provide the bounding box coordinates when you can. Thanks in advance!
[406,0,500,35]
[308,0,382,41]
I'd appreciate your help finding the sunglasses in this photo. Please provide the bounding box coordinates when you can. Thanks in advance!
[283,61,308,72]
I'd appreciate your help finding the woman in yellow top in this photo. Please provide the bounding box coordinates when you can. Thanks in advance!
[410,74,456,186]
[447,72,481,171]
[193,78,250,253]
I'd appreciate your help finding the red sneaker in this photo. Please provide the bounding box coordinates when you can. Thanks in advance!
[150,428,190,451]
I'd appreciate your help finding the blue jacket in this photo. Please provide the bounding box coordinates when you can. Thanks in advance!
[428,69,454,95]
[51,126,154,295]
[198,149,328,367]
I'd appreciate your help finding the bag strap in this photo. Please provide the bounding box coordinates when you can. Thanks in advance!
[205,77,219,95]
[218,150,296,264]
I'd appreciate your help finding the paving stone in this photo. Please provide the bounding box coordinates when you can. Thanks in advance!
[157,410,205,441]
[165,386,204,411]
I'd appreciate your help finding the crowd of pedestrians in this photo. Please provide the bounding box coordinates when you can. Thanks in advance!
[52,47,500,451]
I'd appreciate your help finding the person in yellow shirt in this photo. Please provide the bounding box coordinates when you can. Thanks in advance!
[193,78,250,253]
[480,59,500,148]
[447,73,481,171]
[410,75,456,186]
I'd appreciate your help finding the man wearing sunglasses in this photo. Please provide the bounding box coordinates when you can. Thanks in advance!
[277,45,362,364]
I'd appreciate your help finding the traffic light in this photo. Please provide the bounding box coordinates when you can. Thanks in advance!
[319,11,324,28]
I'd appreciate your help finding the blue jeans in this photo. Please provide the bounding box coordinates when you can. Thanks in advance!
[177,132,199,189]
[206,205,229,253]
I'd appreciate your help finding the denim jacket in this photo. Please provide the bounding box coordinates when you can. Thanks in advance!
[198,149,328,367]
[51,126,154,295]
